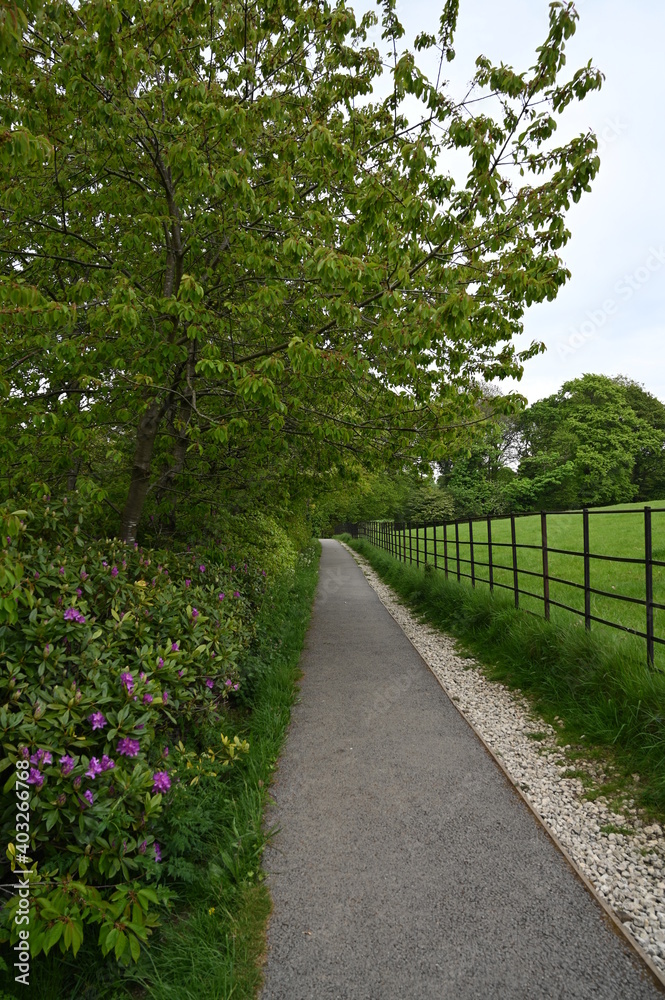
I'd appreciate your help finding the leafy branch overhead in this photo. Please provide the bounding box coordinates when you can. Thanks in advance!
[0,0,603,539]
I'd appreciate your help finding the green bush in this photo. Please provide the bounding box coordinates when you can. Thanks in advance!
[0,496,269,964]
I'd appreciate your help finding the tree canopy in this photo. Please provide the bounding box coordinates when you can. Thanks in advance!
[1,0,602,540]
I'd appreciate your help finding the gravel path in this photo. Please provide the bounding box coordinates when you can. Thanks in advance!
[343,542,665,979]
[261,540,664,999]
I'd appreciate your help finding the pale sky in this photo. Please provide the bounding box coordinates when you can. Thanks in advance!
[352,0,665,405]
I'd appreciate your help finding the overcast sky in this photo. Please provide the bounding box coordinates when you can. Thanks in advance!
[352,0,665,405]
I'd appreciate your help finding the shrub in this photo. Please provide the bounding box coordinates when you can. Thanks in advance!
[0,496,263,964]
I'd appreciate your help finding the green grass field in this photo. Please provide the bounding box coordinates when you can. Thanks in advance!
[367,500,665,668]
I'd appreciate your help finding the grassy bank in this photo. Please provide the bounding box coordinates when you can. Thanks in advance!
[344,536,665,818]
[18,541,320,1000]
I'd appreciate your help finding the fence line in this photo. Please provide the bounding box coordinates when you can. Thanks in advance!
[341,507,665,667]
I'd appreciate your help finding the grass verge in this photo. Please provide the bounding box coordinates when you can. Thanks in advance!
[344,537,665,819]
[16,541,320,1000]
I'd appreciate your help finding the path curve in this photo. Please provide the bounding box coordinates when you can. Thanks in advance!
[260,540,663,999]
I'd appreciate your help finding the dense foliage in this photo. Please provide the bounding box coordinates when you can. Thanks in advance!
[1,0,603,541]
[0,495,293,966]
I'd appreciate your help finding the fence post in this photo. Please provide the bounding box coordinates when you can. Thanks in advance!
[469,518,475,587]
[433,523,438,571]
[541,511,550,622]
[645,506,655,666]
[487,516,493,593]
[444,523,448,578]
[455,521,461,581]
[511,514,519,609]
[416,524,420,568]
[409,521,413,565]
[424,523,428,564]
[583,507,591,631]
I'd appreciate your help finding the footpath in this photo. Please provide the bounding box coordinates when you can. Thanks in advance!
[260,540,664,1000]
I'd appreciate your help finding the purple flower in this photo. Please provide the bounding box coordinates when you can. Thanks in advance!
[42,751,53,765]
[231,564,236,571]
[30,748,51,766]
[34,571,39,579]
[73,776,81,790]
[111,566,118,577]
[101,755,115,771]
[205,678,213,689]
[60,755,75,775]
[56,793,66,807]
[121,672,134,692]
[211,651,216,658]
[140,672,146,681]
[64,607,86,624]
[233,683,239,690]
[76,588,82,597]
[177,669,184,677]
[199,564,205,573]
[162,746,169,758]
[85,757,103,779]
[134,542,138,550]
[171,642,179,652]
[27,767,43,787]
[122,560,126,569]
[117,738,140,757]
[102,560,108,567]
[162,691,169,704]
[158,657,164,668]
[20,747,29,759]
[138,840,147,854]
[261,569,266,577]
[154,842,162,862]
[59,566,65,575]
[80,569,88,580]
[88,711,107,730]
[191,608,199,619]
[225,679,232,687]
[218,593,225,601]
[184,579,191,588]
[152,771,171,794]
[233,591,240,598]
[143,693,153,705]
[84,789,94,806]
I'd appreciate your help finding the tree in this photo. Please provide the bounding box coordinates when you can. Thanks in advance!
[1,0,603,541]
[517,374,665,507]
[614,377,665,501]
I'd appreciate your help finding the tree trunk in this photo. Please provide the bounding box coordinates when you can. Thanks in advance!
[121,402,163,544]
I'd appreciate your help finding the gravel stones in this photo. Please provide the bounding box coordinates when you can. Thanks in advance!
[345,546,665,976]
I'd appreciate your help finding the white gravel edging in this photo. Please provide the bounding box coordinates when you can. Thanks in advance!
[342,544,665,975]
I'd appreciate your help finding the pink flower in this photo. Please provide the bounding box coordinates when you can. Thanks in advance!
[152,771,171,794]
[88,711,107,730]
[117,738,140,757]
[111,566,118,577]
[225,679,232,687]
[27,767,43,787]
[64,607,86,624]
[233,683,239,691]
[85,757,103,779]
[60,755,76,775]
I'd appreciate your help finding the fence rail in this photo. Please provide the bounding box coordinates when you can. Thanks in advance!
[347,507,665,667]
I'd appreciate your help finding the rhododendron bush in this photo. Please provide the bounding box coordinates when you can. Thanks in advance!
[0,496,266,963]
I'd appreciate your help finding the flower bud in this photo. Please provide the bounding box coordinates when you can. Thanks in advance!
[33,701,44,720]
